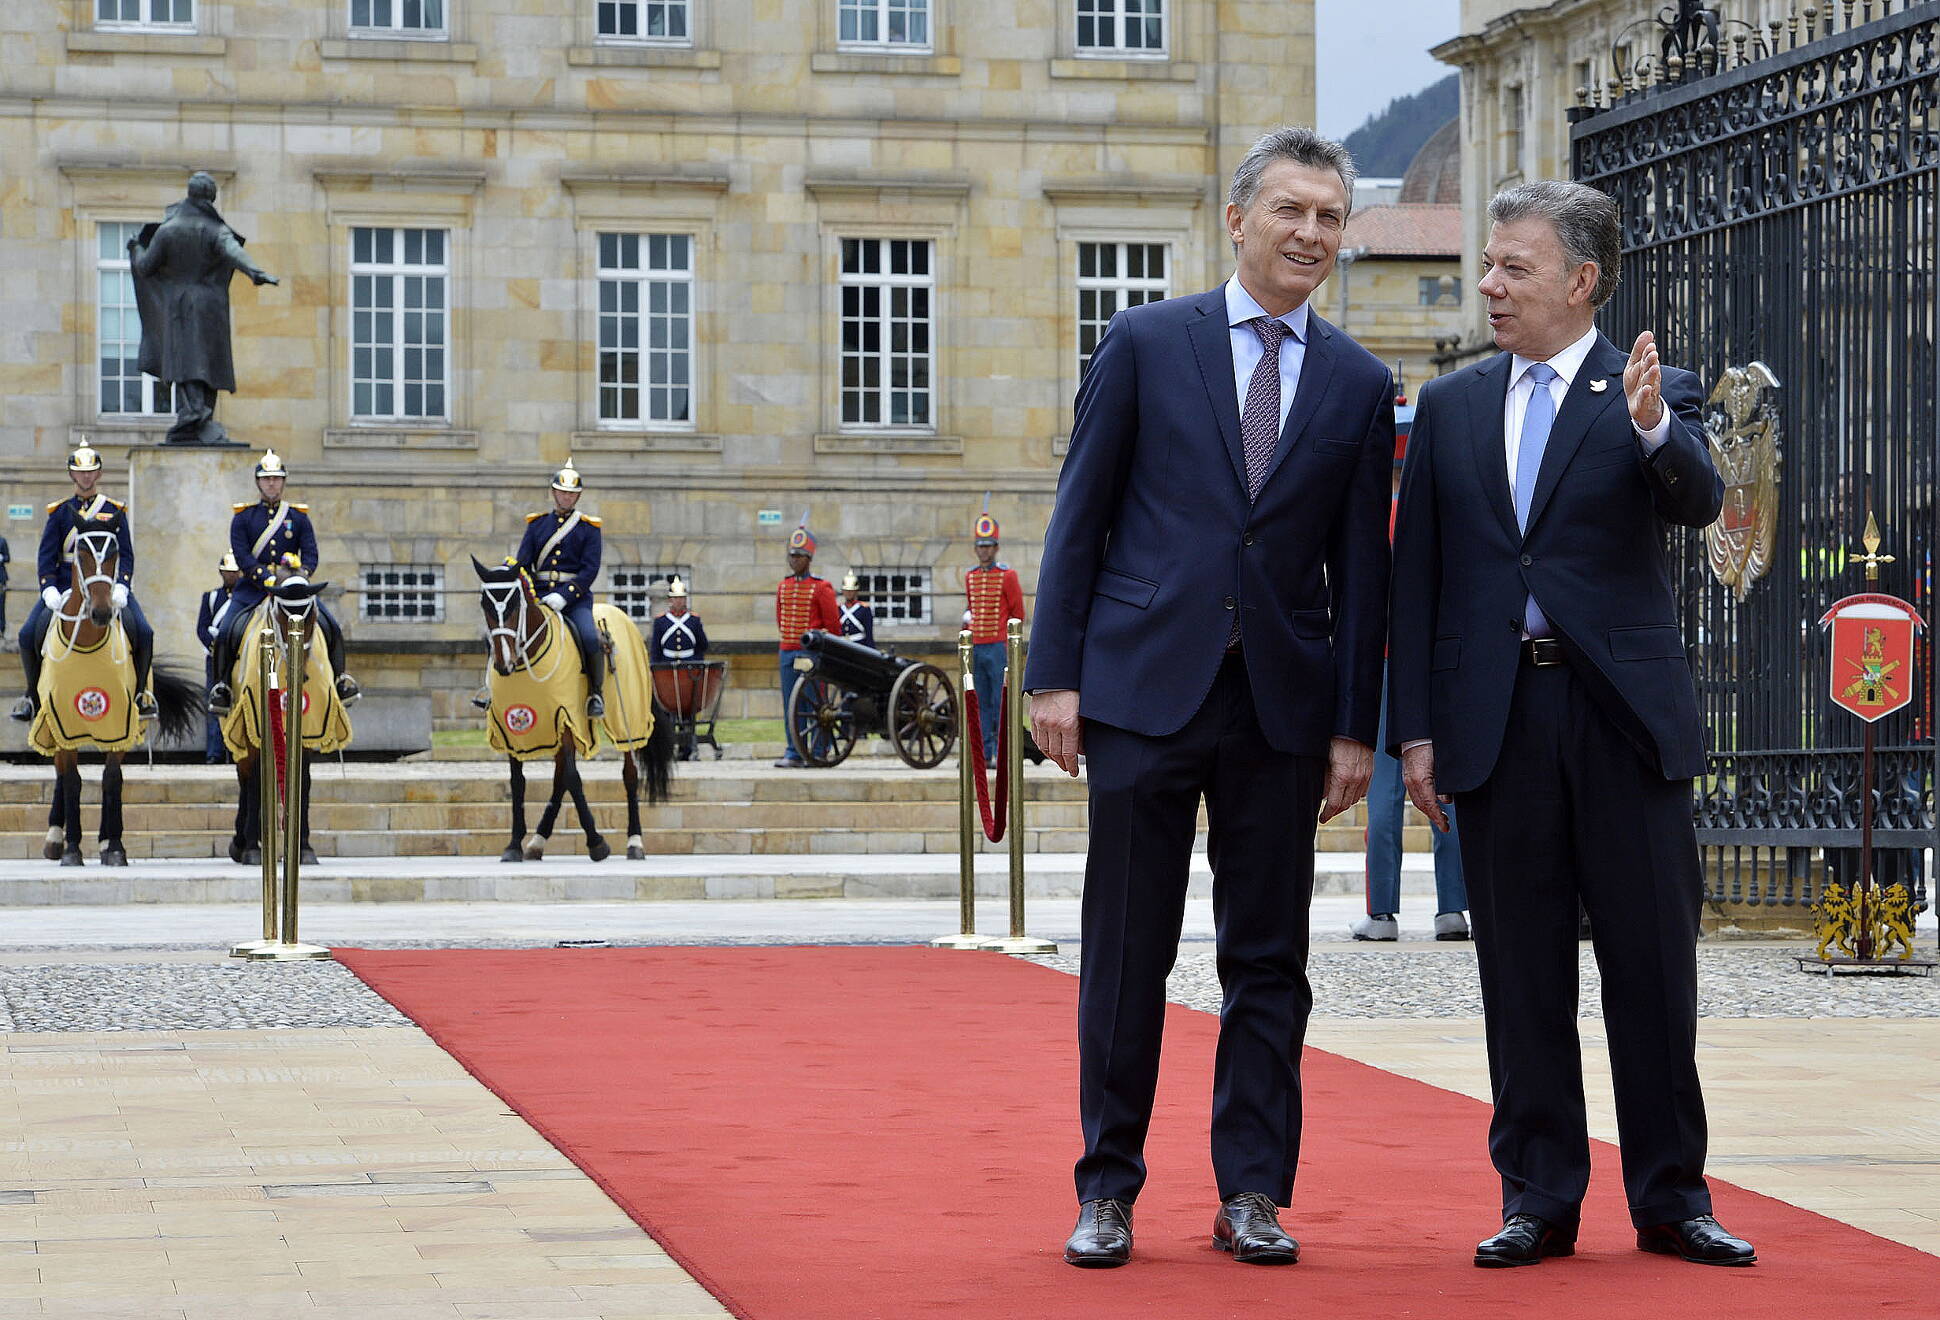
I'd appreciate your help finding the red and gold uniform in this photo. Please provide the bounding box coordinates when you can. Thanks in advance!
[776,572,839,650]
[966,561,1026,643]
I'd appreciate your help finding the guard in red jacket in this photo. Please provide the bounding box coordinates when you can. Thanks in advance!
[965,503,1026,766]
[774,515,839,768]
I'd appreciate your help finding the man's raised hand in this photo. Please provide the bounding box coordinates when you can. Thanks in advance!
[1624,330,1663,431]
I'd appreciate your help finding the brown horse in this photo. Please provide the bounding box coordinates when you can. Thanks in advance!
[30,530,201,865]
[474,558,671,861]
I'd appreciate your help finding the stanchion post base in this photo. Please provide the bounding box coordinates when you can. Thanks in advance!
[245,942,335,962]
[229,939,277,958]
[929,934,998,950]
[988,936,1058,955]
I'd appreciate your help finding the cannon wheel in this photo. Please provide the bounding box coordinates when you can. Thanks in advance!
[785,675,858,768]
[886,662,957,770]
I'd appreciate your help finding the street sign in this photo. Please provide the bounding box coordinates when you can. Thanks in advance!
[1819,592,1925,723]
[757,509,782,527]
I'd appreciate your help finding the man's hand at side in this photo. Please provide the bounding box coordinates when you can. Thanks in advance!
[1400,742,1451,832]
[1319,737,1373,823]
[1030,689,1083,777]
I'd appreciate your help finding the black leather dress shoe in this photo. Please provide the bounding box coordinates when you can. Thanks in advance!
[1475,1214,1576,1267]
[1637,1215,1756,1265]
[1063,1198,1132,1268]
[1213,1191,1299,1264]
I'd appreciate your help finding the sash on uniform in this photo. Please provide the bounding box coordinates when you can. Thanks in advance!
[250,501,291,561]
[62,493,110,559]
[536,511,583,571]
[661,614,698,657]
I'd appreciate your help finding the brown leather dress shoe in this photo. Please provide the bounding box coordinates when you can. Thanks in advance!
[1474,1213,1576,1267]
[1212,1191,1299,1264]
[1637,1215,1756,1266]
[1063,1198,1132,1268]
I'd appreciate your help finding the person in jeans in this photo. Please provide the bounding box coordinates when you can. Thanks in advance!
[1355,666,1467,940]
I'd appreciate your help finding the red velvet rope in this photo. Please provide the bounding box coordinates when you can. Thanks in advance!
[267,687,288,801]
[961,684,1009,843]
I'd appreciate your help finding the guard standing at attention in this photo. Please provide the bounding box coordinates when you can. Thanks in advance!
[514,460,606,719]
[838,573,876,649]
[196,552,240,762]
[208,449,358,714]
[12,444,156,722]
[650,577,708,664]
[774,514,839,768]
[965,501,1026,767]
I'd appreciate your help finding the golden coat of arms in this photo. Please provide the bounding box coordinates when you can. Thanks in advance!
[1702,361,1782,601]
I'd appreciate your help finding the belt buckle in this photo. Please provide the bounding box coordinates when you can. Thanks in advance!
[1526,638,1565,667]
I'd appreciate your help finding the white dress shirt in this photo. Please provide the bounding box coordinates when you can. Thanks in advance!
[1225,275,1310,433]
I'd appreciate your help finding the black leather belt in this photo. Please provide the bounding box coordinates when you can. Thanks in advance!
[1522,637,1567,667]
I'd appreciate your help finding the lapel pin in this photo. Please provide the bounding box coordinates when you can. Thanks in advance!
[1589,378,1609,393]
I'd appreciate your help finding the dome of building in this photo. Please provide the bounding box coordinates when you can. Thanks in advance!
[1399,118,1461,205]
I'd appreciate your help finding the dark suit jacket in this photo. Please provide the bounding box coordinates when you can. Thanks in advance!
[1022,285,1394,756]
[1387,332,1725,793]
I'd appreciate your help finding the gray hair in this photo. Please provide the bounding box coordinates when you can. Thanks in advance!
[1488,180,1622,307]
[1229,126,1357,216]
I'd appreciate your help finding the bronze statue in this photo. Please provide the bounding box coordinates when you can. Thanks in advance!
[128,171,279,446]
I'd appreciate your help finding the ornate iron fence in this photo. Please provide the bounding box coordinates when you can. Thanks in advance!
[1571,1,1938,912]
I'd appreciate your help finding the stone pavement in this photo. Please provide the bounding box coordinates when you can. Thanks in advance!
[0,897,1934,1316]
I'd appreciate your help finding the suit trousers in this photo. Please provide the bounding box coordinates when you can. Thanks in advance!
[1075,653,1325,1206]
[1453,658,1713,1229]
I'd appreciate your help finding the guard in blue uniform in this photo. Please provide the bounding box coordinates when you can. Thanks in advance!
[11,444,156,721]
[838,573,876,649]
[208,449,359,713]
[650,576,708,664]
[196,552,240,762]
[515,460,605,719]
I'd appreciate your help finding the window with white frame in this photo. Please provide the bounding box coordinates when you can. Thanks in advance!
[854,566,930,624]
[1075,0,1164,55]
[96,0,193,29]
[608,564,692,622]
[359,563,445,622]
[350,227,449,422]
[596,0,690,42]
[838,0,929,49]
[96,222,173,418]
[1076,241,1168,380]
[350,0,445,35]
[839,238,933,429]
[598,232,693,428]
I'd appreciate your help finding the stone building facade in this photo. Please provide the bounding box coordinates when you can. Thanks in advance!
[0,0,1314,721]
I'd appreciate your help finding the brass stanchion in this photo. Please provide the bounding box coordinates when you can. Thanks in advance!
[230,625,279,956]
[988,619,1055,955]
[932,629,991,949]
[251,611,331,962]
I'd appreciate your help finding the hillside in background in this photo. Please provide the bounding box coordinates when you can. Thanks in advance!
[1344,73,1459,177]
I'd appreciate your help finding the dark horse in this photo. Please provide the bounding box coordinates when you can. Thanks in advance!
[474,557,672,861]
[30,528,201,866]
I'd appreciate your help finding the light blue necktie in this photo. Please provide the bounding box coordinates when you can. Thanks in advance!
[1514,363,1558,637]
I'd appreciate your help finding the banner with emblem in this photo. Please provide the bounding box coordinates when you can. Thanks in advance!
[1819,592,1924,723]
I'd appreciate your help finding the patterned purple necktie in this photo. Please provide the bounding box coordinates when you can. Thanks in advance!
[1240,315,1287,502]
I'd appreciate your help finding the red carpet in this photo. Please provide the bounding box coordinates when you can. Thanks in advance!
[338,946,1938,1318]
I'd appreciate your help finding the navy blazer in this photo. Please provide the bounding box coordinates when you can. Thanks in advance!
[1387,333,1724,793]
[38,495,135,591]
[229,500,319,611]
[1022,285,1394,756]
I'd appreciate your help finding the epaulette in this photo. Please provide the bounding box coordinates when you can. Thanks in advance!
[44,501,61,514]
[232,502,251,513]
[526,511,545,523]
[291,503,309,513]
[582,515,601,528]
[996,561,1010,570]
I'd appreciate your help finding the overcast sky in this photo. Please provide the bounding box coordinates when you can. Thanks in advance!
[1316,0,1463,141]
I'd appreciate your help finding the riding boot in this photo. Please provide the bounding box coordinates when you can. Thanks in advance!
[320,608,360,702]
[131,624,156,717]
[584,643,605,720]
[207,632,237,714]
[11,610,47,721]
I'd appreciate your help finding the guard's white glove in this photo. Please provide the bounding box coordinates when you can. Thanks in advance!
[41,587,62,611]
[542,592,567,611]
[110,583,128,609]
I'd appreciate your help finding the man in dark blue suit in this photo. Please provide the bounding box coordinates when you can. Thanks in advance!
[1389,181,1753,1269]
[1027,127,1392,1269]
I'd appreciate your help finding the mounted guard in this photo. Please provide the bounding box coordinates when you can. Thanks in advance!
[513,460,606,720]
[12,444,156,723]
[208,448,359,714]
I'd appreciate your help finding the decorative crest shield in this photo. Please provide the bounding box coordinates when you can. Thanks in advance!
[1701,361,1781,601]
[1818,593,1925,723]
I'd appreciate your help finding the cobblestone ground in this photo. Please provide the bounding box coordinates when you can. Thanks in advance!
[1027,946,1940,1019]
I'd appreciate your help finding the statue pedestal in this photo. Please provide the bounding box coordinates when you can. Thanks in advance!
[128,443,256,672]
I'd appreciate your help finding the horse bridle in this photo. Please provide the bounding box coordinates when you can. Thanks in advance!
[482,575,562,683]
[50,529,126,663]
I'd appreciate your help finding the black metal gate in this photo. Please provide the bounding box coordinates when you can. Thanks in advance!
[1571,1,1938,914]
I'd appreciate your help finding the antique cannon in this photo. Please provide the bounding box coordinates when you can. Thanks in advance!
[783,629,957,769]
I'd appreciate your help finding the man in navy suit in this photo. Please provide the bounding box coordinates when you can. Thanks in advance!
[1389,180,1753,1269]
[1027,127,1392,1269]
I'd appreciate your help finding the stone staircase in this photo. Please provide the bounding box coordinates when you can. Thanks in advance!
[0,758,1435,861]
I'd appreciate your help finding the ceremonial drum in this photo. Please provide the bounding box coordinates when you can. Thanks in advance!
[650,659,728,760]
